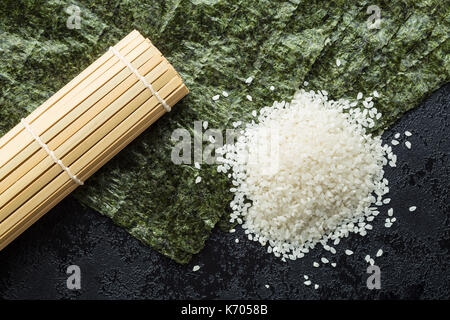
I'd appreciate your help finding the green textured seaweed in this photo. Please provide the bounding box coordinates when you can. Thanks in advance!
[0,0,448,263]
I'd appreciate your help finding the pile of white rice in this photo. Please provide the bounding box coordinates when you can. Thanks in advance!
[217,89,395,261]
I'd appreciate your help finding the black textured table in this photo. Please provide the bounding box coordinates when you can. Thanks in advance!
[0,84,448,300]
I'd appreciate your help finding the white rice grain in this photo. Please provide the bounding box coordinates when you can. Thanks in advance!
[218,89,393,261]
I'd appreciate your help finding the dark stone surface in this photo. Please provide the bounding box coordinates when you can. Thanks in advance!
[0,84,448,300]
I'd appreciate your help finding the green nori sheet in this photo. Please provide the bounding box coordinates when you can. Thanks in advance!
[0,0,448,263]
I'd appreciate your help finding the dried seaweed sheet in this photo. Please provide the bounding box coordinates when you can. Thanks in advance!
[306,0,449,132]
[0,0,448,263]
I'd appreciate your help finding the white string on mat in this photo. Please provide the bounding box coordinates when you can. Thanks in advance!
[109,46,171,112]
[20,119,84,186]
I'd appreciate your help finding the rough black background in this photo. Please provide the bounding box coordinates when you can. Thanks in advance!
[0,84,448,300]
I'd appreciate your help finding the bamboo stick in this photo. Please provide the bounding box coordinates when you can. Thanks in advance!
[0,41,161,194]
[0,60,172,221]
[0,30,140,150]
[0,76,184,239]
[0,83,188,250]
[0,31,189,249]
[0,32,146,169]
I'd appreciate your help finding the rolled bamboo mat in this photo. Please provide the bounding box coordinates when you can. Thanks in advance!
[0,30,189,250]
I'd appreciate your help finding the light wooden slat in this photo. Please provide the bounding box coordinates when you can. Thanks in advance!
[0,32,145,169]
[0,42,161,194]
[0,62,172,221]
[0,83,188,250]
[0,30,140,150]
[0,77,185,239]
[0,31,189,250]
